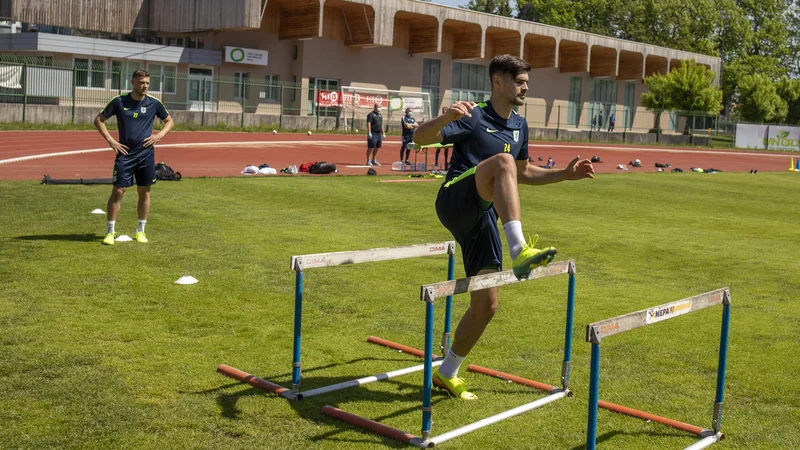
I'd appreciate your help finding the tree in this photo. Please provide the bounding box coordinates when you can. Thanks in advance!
[516,0,578,28]
[737,74,788,123]
[641,60,723,131]
[464,0,513,17]
[776,77,800,124]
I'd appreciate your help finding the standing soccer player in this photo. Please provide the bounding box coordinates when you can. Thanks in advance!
[94,69,174,245]
[366,103,385,166]
[399,107,419,165]
[414,54,594,399]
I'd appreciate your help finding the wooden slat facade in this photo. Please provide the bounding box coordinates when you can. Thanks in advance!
[5,0,150,35]
[150,0,261,32]
[525,35,556,69]
[3,0,262,34]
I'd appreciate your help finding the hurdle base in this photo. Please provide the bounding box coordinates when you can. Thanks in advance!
[324,390,568,448]
[598,400,708,436]
[368,336,563,394]
[685,432,724,450]
[216,364,296,399]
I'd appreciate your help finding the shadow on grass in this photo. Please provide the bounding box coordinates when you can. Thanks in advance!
[15,234,101,242]
[206,355,452,447]
[569,429,701,450]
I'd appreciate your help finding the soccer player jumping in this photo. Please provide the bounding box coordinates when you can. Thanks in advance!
[413,54,595,400]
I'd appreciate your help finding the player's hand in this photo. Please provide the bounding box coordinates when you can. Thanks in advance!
[368,132,372,139]
[109,139,129,156]
[445,101,475,121]
[143,134,162,148]
[565,155,595,180]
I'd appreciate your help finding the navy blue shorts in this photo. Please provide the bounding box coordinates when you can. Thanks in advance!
[400,134,413,151]
[112,150,156,187]
[435,167,502,277]
[367,134,383,149]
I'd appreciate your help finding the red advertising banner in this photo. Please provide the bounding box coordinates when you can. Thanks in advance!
[316,90,387,108]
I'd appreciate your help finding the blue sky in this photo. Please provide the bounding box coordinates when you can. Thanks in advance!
[430,0,471,7]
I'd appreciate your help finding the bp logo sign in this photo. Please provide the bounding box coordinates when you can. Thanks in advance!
[229,48,246,62]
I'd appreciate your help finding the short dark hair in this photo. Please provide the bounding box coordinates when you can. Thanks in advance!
[131,69,150,80]
[489,54,531,79]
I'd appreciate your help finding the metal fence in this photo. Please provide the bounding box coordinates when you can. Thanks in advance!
[0,58,738,143]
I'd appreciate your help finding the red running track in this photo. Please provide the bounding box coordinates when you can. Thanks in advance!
[0,131,794,180]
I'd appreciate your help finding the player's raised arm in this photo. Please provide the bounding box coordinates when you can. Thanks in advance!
[413,101,474,146]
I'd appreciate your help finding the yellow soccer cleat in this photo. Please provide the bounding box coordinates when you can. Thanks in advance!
[102,233,115,246]
[433,367,478,400]
[135,232,148,244]
[512,234,557,280]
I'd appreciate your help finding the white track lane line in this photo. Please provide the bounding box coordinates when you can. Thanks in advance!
[0,140,789,165]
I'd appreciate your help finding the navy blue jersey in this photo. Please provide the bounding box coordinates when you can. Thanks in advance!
[367,111,383,134]
[101,94,169,156]
[440,101,528,182]
[402,115,417,137]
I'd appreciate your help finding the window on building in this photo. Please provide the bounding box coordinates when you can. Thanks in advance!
[234,72,250,100]
[147,64,177,94]
[265,75,279,101]
[186,37,205,49]
[588,78,617,129]
[111,60,125,92]
[451,62,490,103]
[567,76,582,127]
[422,58,441,115]
[75,58,106,88]
[623,82,636,130]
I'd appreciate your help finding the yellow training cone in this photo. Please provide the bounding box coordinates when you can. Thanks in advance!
[791,157,796,172]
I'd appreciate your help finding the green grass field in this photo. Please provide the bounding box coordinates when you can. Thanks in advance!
[1,173,799,449]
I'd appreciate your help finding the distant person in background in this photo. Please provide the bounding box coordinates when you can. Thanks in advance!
[366,103,385,166]
[608,113,616,132]
[435,105,450,169]
[400,107,419,165]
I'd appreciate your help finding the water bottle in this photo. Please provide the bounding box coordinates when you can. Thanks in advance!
[292,165,298,174]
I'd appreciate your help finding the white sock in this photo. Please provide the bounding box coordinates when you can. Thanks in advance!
[137,220,146,233]
[106,221,115,235]
[438,349,466,379]
[503,220,525,261]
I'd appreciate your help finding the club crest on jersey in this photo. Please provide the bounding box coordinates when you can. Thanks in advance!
[141,107,147,113]
[513,130,519,142]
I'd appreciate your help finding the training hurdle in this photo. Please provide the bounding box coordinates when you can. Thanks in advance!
[325,260,576,447]
[585,288,731,450]
[217,241,457,401]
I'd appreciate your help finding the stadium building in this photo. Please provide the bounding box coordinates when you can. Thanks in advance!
[0,0,719,137]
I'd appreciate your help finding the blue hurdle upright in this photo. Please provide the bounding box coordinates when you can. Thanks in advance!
[217,241,456,401]
[585,288,731,450]
[324,260,577,447]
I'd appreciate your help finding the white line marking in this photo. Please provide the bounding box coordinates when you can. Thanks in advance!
[0,140,379,165]
[0,139,790,166]
[528,143,791,158]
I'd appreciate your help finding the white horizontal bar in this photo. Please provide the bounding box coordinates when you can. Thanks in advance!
[684,434,722,450]
[421,261,573,301]
[586,288,730,343]
[291,242,455,270]
[426,391,567,446]
[299,360,444,399]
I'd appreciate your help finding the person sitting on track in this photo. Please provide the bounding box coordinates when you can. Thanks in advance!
[413,54,595,400]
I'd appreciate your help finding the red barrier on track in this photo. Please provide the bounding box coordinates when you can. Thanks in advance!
[322,405,419,444]
[216,364,289,395]
[466,365,556,393]
[598,400,705,436]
